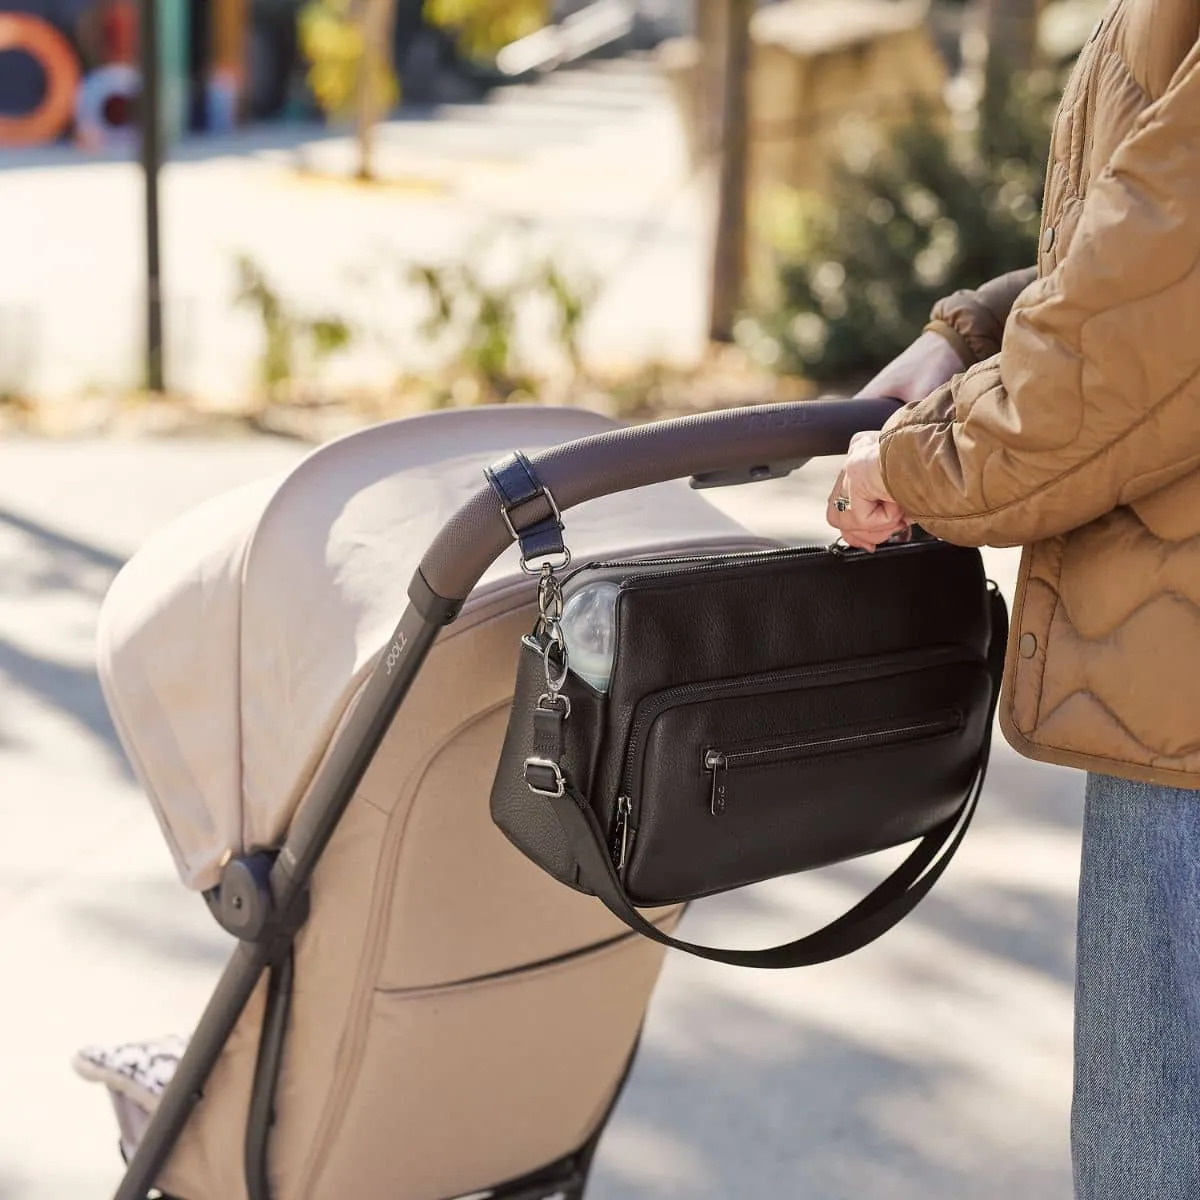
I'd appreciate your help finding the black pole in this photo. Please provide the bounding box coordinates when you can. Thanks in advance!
[708,0,753,343]
[139,0,165,393]
[245,948,295,1200]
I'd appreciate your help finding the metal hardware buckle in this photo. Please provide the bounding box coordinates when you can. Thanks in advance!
[520,546,572,575]
[524,757,566,798]
[499,484,571,574]
[497,484,560,541]
[537,691,572,719]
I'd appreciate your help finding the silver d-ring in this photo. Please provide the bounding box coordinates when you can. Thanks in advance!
[521,547,572,575]
[537,692,572,719]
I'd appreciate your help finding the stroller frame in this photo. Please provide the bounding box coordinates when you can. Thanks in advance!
[112,397,897,1200]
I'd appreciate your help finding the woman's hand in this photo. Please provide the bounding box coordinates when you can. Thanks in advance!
[827,431,909,551]
[825,330,964,549]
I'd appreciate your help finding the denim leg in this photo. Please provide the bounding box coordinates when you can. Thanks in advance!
[1072,772,1200,1199]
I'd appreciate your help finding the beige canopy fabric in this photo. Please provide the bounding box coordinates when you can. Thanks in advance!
[98,407,770,892]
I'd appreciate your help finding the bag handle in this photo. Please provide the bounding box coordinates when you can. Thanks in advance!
[545,587,1008,969]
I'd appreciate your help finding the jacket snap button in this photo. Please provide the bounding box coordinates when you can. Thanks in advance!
[1019,632,1038,659]
[1042,226,1056,253]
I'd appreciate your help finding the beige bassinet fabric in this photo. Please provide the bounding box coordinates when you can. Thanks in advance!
[98,406,766,892]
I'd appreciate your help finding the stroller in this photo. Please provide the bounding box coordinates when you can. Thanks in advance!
[76,397,895,1200]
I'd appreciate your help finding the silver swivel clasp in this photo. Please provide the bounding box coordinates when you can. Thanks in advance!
[535,562,571,718]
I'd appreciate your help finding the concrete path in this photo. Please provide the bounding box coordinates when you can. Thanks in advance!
[0,431,1080,1199]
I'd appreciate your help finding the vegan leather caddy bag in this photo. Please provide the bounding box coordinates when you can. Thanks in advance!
[486,453,1009,969]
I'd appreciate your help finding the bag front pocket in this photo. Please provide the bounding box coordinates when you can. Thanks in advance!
[620,650,993,905]
[703,711,964,817]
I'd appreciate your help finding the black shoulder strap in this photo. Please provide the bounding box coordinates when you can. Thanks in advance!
[547,768,984,969]
[545,586,1009,969]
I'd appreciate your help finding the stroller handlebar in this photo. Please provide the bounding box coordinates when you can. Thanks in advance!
[416,396,902,605]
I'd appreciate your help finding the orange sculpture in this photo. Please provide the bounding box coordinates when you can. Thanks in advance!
[0,13,82,147]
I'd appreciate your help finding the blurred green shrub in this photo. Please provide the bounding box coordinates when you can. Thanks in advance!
[235,254,354,399]
[405,224,597,401]
[740,65,1062,383]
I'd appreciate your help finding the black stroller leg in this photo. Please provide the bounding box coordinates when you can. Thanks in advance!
[113,939,275,1200]
[245,947,296,1200]
[114,907,297,1200]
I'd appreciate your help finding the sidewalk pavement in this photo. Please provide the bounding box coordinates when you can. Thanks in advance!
[0,429,1080,1199]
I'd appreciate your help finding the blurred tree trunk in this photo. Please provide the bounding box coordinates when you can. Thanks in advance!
[982,0,1045,71]
[695,0,726,161]
[965,0,1046,157]
[354,0,399,179]
[706,0,754,343]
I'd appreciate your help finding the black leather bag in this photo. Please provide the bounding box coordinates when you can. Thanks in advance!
[490,523,1008,970]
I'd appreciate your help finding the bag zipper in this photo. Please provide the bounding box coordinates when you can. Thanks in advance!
[561,536,934,590]
[612,643,975,871]
[703,711,963,817]
[612,795,632,870]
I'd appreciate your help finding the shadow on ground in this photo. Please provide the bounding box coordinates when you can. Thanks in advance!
[596,992,1069,1199]
[0,506,128,770]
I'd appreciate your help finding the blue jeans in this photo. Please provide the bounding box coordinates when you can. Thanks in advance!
[1073,772,1200,1198]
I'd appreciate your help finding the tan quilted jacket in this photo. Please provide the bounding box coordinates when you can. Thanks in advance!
[880,0,1200,787]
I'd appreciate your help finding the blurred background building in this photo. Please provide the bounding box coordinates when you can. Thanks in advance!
[0,0,690,145]
[0,0,1105,150]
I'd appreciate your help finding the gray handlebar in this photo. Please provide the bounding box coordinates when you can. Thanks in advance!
[417,396,901,603]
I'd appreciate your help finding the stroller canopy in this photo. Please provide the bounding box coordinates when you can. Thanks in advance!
[98,407,764,892]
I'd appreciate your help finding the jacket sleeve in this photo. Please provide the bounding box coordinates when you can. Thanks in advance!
[879,37,1200,549]
[925,266,1039,366]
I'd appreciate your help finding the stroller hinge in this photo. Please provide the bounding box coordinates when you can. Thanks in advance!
[206,851,310,947]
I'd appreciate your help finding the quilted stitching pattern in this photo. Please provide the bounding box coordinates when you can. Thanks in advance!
[879,0,1200,785]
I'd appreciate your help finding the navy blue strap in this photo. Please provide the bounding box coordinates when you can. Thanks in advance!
[484,451,567,567]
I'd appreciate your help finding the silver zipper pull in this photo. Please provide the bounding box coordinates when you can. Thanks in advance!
[614,796,632,872]
[704,750,728,816]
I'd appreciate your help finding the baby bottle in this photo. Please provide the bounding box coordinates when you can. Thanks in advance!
[559,581,620,693]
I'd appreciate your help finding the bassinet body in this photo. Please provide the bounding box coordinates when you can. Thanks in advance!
[93,406,773,1198]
